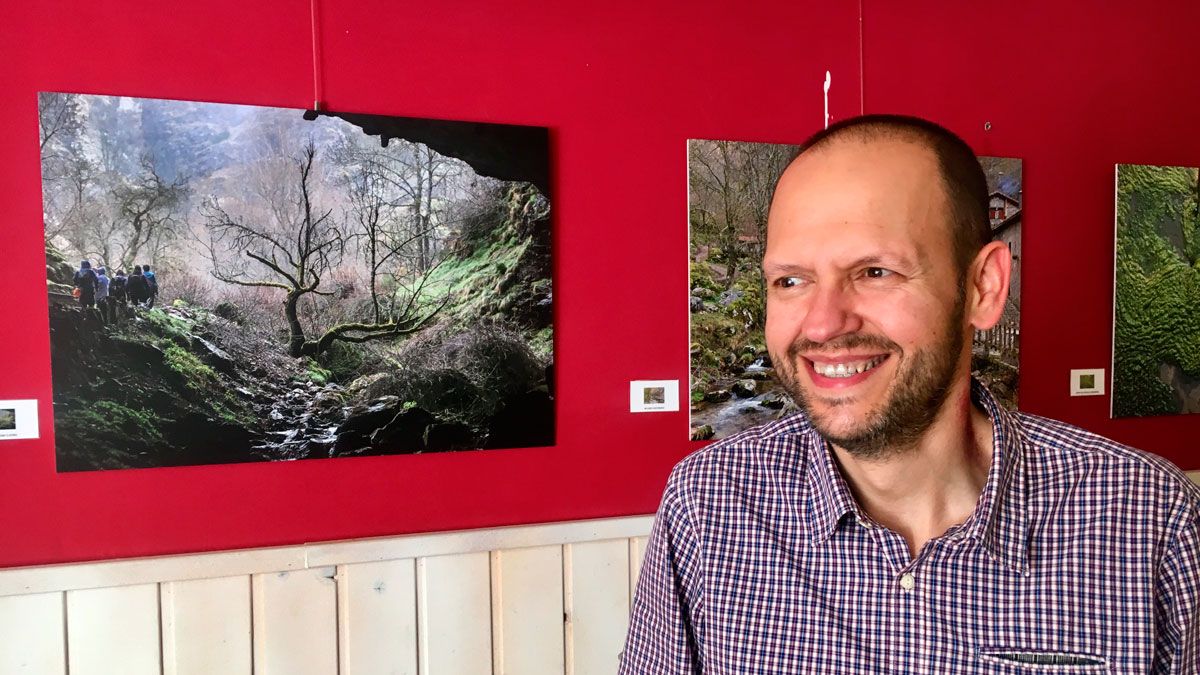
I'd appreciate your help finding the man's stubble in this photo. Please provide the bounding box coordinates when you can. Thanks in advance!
[772,295,966,460]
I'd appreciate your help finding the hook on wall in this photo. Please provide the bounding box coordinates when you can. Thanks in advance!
[824,71,832,129]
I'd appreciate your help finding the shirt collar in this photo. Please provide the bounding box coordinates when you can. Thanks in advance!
[803,430,863,545]
[962,379,1029,574]
[802,378,1029,574]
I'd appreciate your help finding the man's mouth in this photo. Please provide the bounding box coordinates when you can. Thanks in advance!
[806,355,888,380]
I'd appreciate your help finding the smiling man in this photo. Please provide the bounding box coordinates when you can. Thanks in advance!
[619,115,1200,673]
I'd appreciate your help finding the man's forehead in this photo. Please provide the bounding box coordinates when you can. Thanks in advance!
[772,147,942,227]
[766,137,950,262]
[784,134,941,188]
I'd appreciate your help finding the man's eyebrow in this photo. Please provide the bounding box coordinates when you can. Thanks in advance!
[761,262,810,276]
[763,255,917,276]
[847,253,925,270]
[851,255,897,267]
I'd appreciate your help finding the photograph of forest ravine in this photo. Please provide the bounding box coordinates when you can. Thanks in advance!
[1113,164,1200,418]
[688,139,1022,440]
[39,92,553,471]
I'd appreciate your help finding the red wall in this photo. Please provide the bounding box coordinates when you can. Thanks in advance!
[861,2,1200,462]
[0,1,1195,568]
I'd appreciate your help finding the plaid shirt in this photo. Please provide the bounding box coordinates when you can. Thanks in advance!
[621,382,1200,673]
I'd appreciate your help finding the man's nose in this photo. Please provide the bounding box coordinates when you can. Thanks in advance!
[799,283,862,344]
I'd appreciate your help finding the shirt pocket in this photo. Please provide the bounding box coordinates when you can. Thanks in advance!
[976,649,1111,673]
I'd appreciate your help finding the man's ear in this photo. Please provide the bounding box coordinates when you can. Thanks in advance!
[967,241,1011,331]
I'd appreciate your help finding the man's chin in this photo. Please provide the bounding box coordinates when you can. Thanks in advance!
[796,384,874,416]
[809,411,874,442]
[798,396,876,435]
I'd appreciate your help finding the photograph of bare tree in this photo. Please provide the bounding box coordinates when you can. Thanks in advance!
[1112,163,1200,418]
[40,93,553,471]
[688,140,1021,440]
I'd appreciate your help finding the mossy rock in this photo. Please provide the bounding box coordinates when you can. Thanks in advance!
[55,399,170,471]
[315,341,363,383]
[45,242,77,286]
[213,301,245,324]
[704,389,732,403]
[346,372,391,400]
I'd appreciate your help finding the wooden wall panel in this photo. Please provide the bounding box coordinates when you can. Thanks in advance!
[0,516,654,675]
[0,591,65,675]
[252,568,339,675]
[418,552,493,675]
[2,487,1197,673]
[565,539,630,675]
[492,545,565,675]
[161,575,252,675]
[66,584,161,675]
[338,559,418,675]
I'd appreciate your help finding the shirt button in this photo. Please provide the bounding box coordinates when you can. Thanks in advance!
[899,573,916,591]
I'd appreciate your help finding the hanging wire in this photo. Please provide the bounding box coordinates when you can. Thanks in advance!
[858,0,865,114]
[310,0,323,111]
[824,71,832,129]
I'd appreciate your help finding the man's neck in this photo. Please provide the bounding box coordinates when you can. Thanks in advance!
[830,381,995,559]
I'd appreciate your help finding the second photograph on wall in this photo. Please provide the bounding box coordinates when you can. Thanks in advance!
[687,139,1022,440]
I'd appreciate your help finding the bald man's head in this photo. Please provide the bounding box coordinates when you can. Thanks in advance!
[789,115,990,278]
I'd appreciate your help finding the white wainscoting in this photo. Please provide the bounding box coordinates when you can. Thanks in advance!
[3,471,1198,675]
[0,516,654,675]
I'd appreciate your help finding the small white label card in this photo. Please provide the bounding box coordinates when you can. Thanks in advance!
[1069,369,1105,397]
[0,399,39,440]
[630,380,680,413]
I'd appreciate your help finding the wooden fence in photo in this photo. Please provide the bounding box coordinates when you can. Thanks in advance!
[975,303,1020,367]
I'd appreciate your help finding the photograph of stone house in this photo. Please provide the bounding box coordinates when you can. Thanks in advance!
[974,157,1023,410]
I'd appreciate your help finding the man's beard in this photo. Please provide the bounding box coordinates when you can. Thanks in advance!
[772,300,965,460]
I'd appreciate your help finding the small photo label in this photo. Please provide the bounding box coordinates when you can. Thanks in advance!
[1069,369,1105,397]
[0,399,39,440]
[631,380,679,413]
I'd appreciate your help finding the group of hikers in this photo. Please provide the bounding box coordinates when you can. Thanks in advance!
[72,260,160,324]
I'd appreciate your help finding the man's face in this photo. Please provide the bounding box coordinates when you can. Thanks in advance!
[763,137,970,459]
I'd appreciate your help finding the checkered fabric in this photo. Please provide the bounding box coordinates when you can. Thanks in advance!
[620,381,1200,673]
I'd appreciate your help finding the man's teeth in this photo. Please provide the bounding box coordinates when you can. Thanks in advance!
[814,356,885,378]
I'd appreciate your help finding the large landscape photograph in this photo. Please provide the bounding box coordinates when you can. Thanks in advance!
[1112,163,1200,418]
[40,93,554,471]
[687,140,1021,440]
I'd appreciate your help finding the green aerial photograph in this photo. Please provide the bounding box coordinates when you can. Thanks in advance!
[1113,163,1200,418]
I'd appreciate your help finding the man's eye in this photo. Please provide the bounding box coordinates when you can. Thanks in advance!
[863,267,893,279]
[775,276,802,288]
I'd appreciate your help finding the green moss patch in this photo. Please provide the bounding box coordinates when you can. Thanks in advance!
[688,259,766,398]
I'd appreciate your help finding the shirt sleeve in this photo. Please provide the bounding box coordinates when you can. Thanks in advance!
[619,468,705,674]
[1154,512,1200,674]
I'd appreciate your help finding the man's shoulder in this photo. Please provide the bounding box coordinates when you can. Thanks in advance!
[1014,411,1200,513]
[667,414,813,497]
